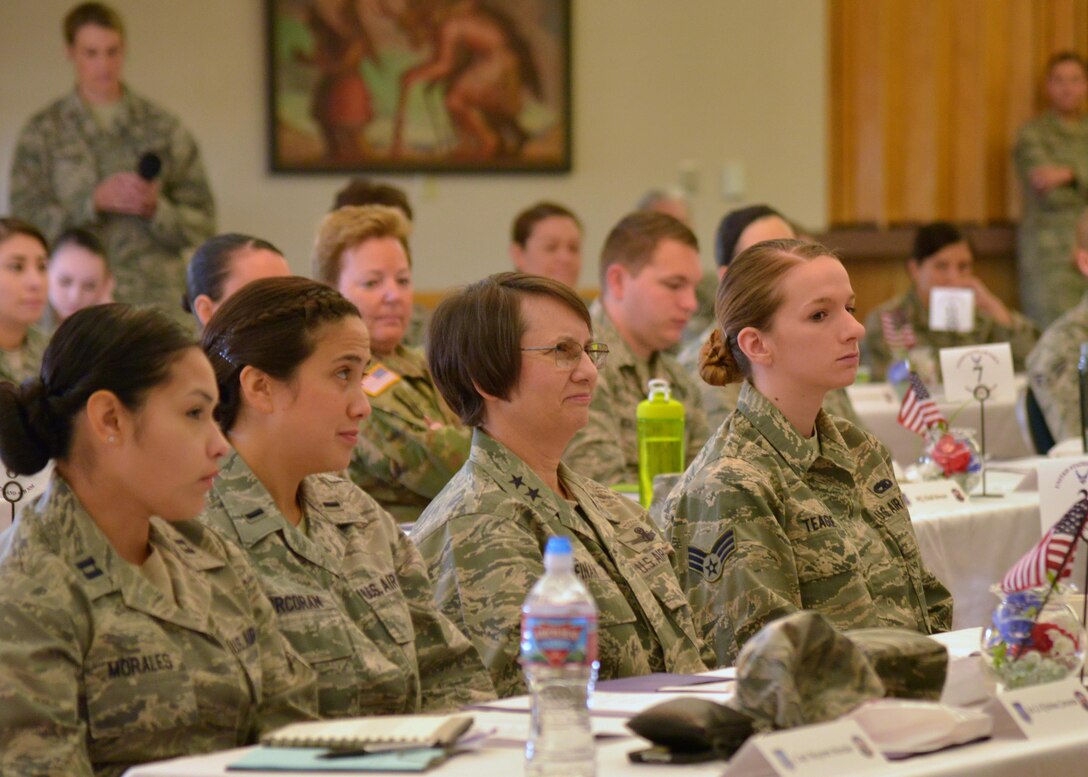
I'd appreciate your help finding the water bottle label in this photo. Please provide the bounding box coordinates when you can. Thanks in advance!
[521,615,598,668]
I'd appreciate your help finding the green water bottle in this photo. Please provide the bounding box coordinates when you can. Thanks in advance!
[637,379,685,508]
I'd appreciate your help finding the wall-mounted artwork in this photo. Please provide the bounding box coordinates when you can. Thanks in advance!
[267,0,571,173]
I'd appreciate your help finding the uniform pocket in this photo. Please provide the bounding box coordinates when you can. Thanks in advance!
[85,652,198,740]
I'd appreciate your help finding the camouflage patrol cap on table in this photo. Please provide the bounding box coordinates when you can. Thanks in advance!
[731,610,885,731]
[844,627,948,701]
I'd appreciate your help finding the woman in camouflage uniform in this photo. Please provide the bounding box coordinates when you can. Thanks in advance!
[0,304,316,777]
[662,240,952,667]
[0,218,49,384]
[313,205,471,523]
[412,272,710,696]
[198,277,493,717]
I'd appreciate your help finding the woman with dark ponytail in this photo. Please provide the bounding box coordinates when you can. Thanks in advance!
[0,304,316,776]
[661,239,953,667]
[198,276,493,718]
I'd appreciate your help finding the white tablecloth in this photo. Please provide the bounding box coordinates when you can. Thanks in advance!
[848,381,1032,466]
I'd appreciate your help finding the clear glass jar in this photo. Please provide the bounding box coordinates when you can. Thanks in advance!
[980,585,1086,690]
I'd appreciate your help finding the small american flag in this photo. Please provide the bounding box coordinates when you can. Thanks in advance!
[881,310,917,352]
[1001,498,1088,592]
[897,372,945,435]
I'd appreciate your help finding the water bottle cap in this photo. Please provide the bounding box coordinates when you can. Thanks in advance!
[545,536,572,556]
[647,378,671,401]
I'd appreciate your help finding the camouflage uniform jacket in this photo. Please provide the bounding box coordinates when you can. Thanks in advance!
[1027,291,1088,442]
[862,288,1038,381]
[563,300,709,485]
[678,321,864,431]
[348,345,471,523]
[200,452,494,718]
[1013,112,1088,326]
[662,382,953,667]
[411,430,710,696]
[0,475,317,777]
[0,325,48,385]
[10,87,215,318]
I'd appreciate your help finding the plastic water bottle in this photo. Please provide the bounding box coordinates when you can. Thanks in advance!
[636,379,685,508]
[521,536,598,777]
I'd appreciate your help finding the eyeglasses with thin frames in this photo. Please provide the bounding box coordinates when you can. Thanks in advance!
[521,338,609,369]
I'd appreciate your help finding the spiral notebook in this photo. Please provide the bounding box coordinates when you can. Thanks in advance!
[260,713,473,751]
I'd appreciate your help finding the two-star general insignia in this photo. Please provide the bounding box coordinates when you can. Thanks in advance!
[687,529,735,583]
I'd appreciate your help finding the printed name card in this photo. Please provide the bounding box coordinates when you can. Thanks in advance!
[724,720,885,777]
[1035,457,1088,535]
[900,479,970,514]
[939,343,1015,405]
[929,287,975,333]
[998,678,1088,739]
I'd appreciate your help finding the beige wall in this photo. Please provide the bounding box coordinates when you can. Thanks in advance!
[0,0,827,291]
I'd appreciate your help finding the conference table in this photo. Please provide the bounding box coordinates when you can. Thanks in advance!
[126,629,1088,777]
[847,380,1032,467]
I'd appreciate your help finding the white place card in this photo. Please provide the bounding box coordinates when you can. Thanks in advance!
[939,342,1016,405]
[929,287,975,333]
[998,677,1088,739]
[724,719,885,777]
[900,479,970,513]
[1035,457,1088,535]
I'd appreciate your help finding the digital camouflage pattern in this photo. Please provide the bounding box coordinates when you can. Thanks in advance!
[0,475,317,777]
[662,381,953,667]
[732,611,886,731]
[200,451,494,718]
[1013,112,1088,327]
[1027,291,1088,442]
[862,288,1038,381]
[403,303,430,349]
[674,269,719,354]
[0,325,48,385]
[10,88,215,320]
[411,429,710,696]
[348,345,471,523]
[563,300,709,486]
[677,321,864,431]
[844,627,948,701]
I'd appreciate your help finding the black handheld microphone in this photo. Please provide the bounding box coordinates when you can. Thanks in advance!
[137,152,162,181]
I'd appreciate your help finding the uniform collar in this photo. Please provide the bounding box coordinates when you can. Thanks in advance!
[21,474,222,631]
[210,451,344,572]
[737,381,854,476]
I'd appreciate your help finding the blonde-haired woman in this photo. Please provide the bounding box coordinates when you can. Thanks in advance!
[313,205,469,523]
[662,239,952,666]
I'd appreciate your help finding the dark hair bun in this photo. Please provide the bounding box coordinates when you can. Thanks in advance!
[0,382,53,475]
[698,328,743,387]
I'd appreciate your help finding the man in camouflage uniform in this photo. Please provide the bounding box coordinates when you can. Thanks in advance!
[349,346,471,524]
[9,3,214,321]
[676,204,862,432]
[200,451,495,717]
[1027,208,1088,442]
[412,429,710,696]
[0,475,317,777]
[1013,53,1088,327]
[863,222,1038,381]
[662,382,953,667]
[564,211,708,485]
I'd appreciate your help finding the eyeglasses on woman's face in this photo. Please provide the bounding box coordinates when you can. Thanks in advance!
[520,338,609,369]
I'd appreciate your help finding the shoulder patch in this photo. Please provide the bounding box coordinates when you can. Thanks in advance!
[362,363,402,397]
[871,478,893,495]
[687,529,735,583]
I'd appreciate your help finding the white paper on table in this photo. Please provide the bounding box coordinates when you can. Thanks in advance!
[939,343,1016,405]
[846,699,992,757]
[900,480,970,514]
[1035,457,1088,534]
[929,287,975,333]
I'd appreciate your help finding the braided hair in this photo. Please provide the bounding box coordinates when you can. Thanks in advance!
[0,305,194,474]
[200,276,361,431]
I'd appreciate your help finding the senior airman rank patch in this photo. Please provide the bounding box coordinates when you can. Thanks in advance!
[687,529,734,583]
